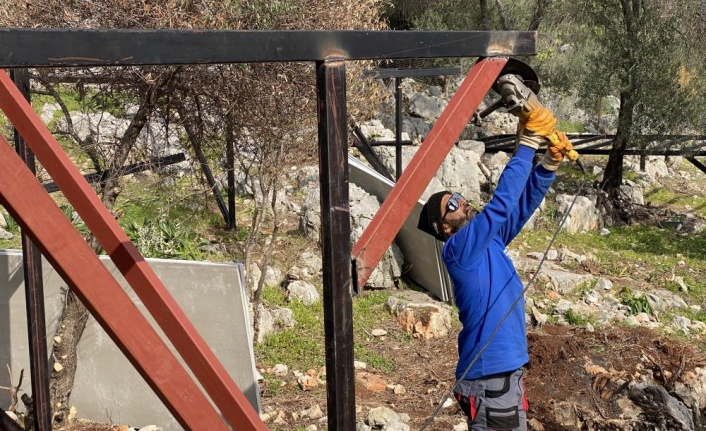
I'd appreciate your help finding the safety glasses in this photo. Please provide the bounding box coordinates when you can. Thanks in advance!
[442,192,465,220]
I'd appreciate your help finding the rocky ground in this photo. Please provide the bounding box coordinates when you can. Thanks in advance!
[49,323,706,431]
[11,79,706,431]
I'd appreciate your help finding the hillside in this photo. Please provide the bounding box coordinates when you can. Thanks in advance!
[251,155,706,431]
[3,77,706,431]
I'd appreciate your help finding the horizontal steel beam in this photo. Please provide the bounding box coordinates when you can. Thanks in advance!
[0,28,536,67]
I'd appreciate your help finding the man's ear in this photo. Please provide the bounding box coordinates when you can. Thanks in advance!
[442,221,452,237]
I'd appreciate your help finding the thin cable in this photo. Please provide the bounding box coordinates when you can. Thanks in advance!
[419,161,587,431]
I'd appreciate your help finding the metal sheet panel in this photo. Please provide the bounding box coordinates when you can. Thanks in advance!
[349,156,452,301]
[0,251,259,430]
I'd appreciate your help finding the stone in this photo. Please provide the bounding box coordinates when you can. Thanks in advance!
[368,406,400,428]
[386,291,452,339]
[286,280,320,305]
[354,361,367,369]
[298,375,318,391]
[300,404,324,420]
[371,328,387,337]
[357,372,388,393]
[272,364,289,377]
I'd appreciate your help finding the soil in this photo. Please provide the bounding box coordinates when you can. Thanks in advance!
[48,322,706,431]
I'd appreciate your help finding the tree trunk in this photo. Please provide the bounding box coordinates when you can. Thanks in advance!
[527,0,551,31]
[479,0,489,30]
[48,290,89,425]
[599,90,635,224]
[47,67,177,425]
[495,0,510,30]
[48,236,100,426]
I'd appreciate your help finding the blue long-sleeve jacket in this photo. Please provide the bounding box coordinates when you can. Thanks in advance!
[443,145,555,380]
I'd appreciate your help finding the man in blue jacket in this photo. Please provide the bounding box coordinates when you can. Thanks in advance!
[417,105,572,430]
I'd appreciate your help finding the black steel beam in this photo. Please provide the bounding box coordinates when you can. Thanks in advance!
[351,125,395,182]
[395,77,403,179]
[0,29,536,67]
[42,153,186,193]
[316,58,355,431]
[11,68,52,431]
[363,67,461,79]
[368,140,414,146]
[686,157,706,175]
[484,146,706,156]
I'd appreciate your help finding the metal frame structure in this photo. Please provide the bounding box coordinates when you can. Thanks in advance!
[362,67,461,180]
[0,28,536,431]
[481,133,706,174]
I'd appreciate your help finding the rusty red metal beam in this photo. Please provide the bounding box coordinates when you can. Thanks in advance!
[0,70,267,431]
[351,57,508,289]
[0,134,229,431]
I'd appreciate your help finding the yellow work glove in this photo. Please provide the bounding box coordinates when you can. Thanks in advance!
[540,131,573,171]
[516,103,558,151]
[522,105,558,137]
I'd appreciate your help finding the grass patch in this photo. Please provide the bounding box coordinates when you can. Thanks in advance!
[645,187,706,218]
[564,309,594,326]
[619,288,654,316]
[256,287,325,370]
[255,287,400,373]
[353,290,397,372]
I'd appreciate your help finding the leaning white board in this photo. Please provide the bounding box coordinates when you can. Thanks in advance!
[0,250,259,430]
[349,156,453,302]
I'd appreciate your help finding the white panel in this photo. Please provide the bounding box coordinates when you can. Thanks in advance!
[349,156,453,301]
[0,250,259,430]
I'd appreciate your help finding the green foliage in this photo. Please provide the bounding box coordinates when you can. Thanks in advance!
[59,204,89,237]
[564,309,593,326]
[620,288,654,316]
[256,288,400,373]
[679,308,706,324]
[645,187,706,219]
[256,286,325,369]
[353,291,398,372]
[556,119,586,134]
[3,213,19,232]
[123,216,205,260]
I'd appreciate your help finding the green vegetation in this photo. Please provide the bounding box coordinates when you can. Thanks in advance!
[645,187,706,219]
[564,309,594,326]
[256,287,400,373]
[256,286,325,369]
[620,288,654,316]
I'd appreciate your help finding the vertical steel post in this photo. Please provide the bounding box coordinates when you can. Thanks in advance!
[316,58,356,431]
[395,77,402,180]
[11,69,52,431]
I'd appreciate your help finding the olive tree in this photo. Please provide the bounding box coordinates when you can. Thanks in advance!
[537,0,706,221]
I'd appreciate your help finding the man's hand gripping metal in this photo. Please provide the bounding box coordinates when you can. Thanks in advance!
[497,73,579,163]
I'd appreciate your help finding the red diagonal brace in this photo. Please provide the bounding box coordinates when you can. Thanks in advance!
[351,57,508,289]
[0,70,267,431]
[0,134,229,431]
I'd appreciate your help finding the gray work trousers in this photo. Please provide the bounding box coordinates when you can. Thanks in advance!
[453,368,528,431]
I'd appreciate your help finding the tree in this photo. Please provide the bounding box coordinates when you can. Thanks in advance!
[1,0,384,425]
[19,63,180,425]
[537,0,706,222]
